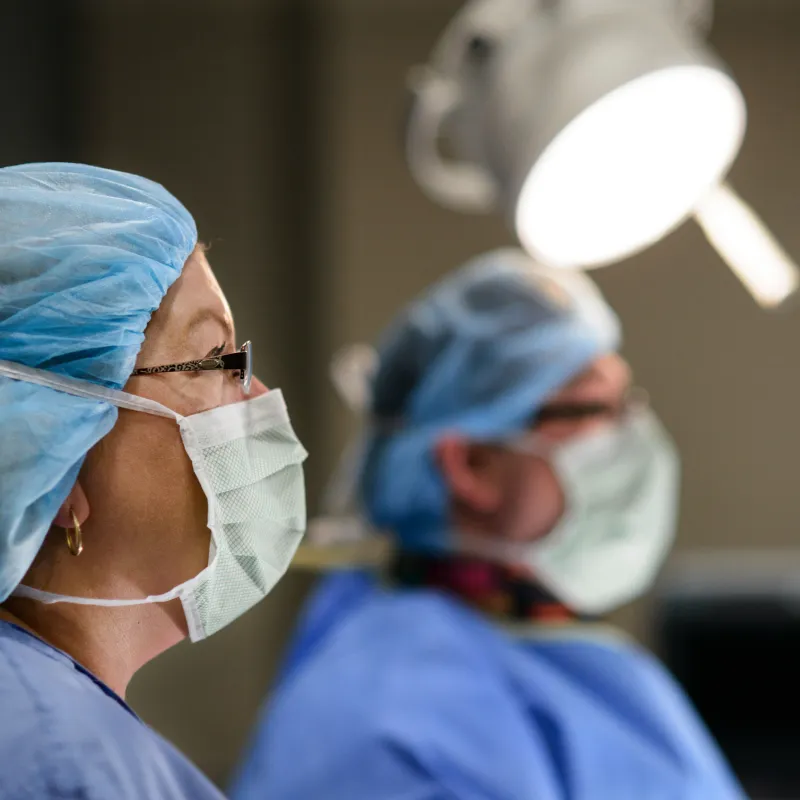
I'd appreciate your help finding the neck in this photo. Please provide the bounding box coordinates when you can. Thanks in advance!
[0,598,184,698]
[391,550,585,624]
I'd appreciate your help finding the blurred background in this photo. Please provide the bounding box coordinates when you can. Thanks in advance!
[4,0,800,792]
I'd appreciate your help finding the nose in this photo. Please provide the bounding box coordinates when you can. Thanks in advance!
[249,376,269,398]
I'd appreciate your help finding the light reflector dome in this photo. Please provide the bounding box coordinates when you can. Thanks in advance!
[515,65,746,268]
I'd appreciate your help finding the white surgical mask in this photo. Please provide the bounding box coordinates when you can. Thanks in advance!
[0,360,308,642]
[459,408,679,615]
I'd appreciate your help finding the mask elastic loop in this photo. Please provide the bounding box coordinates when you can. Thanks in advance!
[0,359,181,420]
[12,582,186,606]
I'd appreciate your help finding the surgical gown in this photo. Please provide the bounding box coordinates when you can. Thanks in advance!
[232,571,745,800]
[0,620,223,799]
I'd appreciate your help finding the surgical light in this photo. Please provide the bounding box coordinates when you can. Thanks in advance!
[405,0,799,307]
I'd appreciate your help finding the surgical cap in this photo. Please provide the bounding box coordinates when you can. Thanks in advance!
[360,248,621,551]
[0,163,197,601]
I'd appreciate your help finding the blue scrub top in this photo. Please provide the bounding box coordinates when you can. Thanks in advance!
[232,571,745,800]
[0,620,224,800]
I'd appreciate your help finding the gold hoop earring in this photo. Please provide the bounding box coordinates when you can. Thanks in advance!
[65,507,83,557]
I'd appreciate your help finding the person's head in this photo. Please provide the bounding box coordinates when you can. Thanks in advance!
[437,352,632,544]
[0,164,306,659]
[358,249,678,613]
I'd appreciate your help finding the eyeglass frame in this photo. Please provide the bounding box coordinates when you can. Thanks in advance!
[534,386,650,426]
[132,340,253,395]
[508,386,650,456]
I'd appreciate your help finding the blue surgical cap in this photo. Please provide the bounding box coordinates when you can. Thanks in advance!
[360,248,621,551]
[0,163,197,601]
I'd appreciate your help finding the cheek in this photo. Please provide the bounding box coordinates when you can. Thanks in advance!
[504,457,565,542]
[91,413,189,504]
[206,374,252,410]
[80,411,211,590]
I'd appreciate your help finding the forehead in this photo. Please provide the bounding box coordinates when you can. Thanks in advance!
[141,247,234,359]
[547,353,632,402]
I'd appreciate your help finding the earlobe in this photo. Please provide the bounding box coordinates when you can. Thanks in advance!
[435,436,503,513]
[53,481,90,529]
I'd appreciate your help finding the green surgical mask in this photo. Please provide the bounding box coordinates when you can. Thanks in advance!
[459,408,680,614]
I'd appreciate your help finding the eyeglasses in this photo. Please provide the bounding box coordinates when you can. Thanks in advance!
[132,341,253,395]
[509,387,650,455]
[535,386,649,425]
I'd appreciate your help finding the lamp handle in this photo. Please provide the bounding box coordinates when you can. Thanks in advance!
[405,67,499,213]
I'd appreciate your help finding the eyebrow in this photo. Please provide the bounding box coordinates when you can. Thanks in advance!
[182,307,234,344]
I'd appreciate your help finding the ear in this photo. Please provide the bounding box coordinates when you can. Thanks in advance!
[53,481,90,529]
[435,434,504,514]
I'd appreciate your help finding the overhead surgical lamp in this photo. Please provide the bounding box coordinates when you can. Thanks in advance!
[406,0,800,308]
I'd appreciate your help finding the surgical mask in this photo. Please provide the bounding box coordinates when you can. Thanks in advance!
[458,408,679,615]
[0,360,308,642]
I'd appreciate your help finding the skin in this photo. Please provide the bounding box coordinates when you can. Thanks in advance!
[436,353,632,545]
[0,246,267,699]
